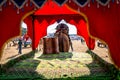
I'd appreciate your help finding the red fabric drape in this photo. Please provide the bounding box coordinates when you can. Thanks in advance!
[0,0,34,58]
[69,20,95,50]
[24,16,33,40]
[67,1,120,68]
[33,19,48,49]
[77,20,95,50]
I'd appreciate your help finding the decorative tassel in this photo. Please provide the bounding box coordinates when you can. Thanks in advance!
[9,1,11,5]
[88,3,90,7]
[17,9,20,14]
[26,0,28,6]
[108,4,110,8]
[97,3,99,8]
[117,0,119,4]
[69,0,71,3]
[26,3,28,7]
[0,7,2,11]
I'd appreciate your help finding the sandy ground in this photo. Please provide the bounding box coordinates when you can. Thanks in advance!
[0,40,112,64]
[0,45,32,64]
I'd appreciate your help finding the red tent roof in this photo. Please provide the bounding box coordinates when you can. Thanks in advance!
[34,1,78,15]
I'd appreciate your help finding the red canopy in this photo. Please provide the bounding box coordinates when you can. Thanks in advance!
[24,1,95,50]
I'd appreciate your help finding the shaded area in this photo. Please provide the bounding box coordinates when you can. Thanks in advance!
[0,51,35,74]
[0,59,44,80]
[0,50,45,79]
[86,50,120,80]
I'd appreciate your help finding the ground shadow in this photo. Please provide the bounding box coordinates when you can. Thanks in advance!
[0,51,46,79]
[84,50,118,80]
[6,54,19,60]
[0,51,35,73]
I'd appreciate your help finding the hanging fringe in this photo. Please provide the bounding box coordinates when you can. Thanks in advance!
[9,0,11,5]
[11,0,27,9]
[69,0,71,3]
[117,0,119,4]
[0,7,2,11]
[26,0,28,7]
[26,3,28,7]
[96,0,110,6]
[17,9,20,14]
[73,0,90,7]
[88,3,90,7]
[97,3,99,8]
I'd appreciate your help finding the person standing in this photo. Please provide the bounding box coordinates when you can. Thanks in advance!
[18,38,22,54]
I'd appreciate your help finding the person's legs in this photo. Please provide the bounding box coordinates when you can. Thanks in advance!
[18,46,22,54]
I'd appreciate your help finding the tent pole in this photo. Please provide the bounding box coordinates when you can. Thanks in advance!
[31,14,35,53]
